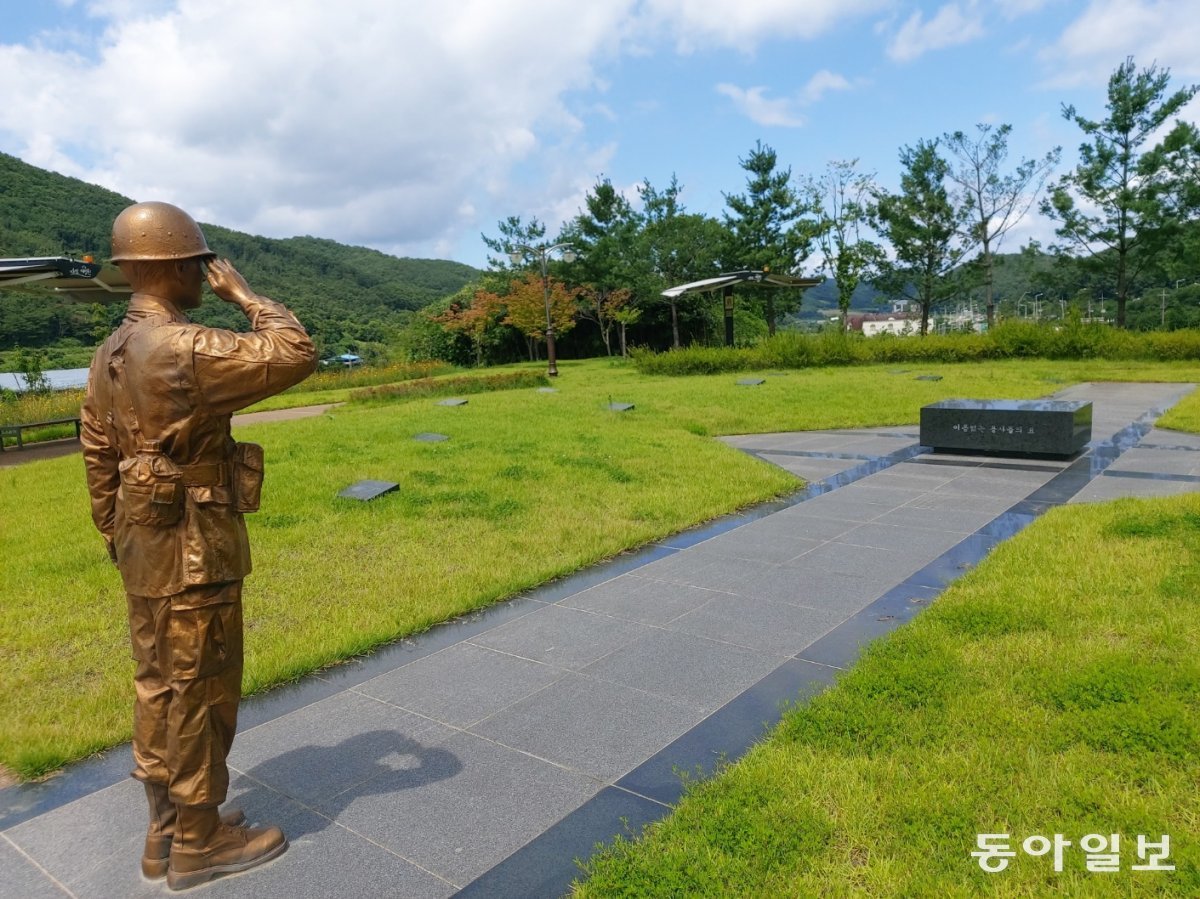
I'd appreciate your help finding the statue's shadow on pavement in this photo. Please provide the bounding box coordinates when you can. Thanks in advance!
[233,729,463,839]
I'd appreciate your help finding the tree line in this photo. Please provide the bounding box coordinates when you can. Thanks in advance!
[412,56,1199,366]
[0,152,480,361]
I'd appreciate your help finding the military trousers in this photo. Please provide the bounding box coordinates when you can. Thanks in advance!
[126,581,243,809]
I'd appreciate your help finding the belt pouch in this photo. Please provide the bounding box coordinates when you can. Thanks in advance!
[232,442,264,513]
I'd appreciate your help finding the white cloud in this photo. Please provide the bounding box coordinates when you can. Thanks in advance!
[1042,0,1200,88]
[717,84,807,127]
[992,0,1051,20]
[801,69,852,104]
[642,0,888,52]
[0,0,635,256]
[0,0,890,262]
[717,70,852,127]
[887,3,985,63]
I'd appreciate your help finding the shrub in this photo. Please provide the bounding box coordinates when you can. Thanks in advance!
[349,370,549,403]
[298,360,453,393]
[631,325,1200,375]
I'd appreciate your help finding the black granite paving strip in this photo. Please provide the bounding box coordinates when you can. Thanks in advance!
[795,584,943,669]
[907,457,1065,474]
[740,448,883,461]
[456,660,841,899]
[997,403,1176,520]
[833,430,921,438]
[661,443,934,550]
[0,751,132,833]
[454,787,666,899]
[614,659,841,806]
[1100,469,1200,483]
[741,443,931,502]
[1136,443,1200,452]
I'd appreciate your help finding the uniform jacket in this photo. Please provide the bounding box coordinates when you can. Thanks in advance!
[82,292,317,598]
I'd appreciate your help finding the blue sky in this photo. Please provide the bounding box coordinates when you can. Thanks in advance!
[1,1,1197,269]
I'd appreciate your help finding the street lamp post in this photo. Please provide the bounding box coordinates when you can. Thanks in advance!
[509,242,577,377]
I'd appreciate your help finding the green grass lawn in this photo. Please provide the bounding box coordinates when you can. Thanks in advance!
[574,494,1200,897]
[1,358,1197,781]
[1157,382,1200,432]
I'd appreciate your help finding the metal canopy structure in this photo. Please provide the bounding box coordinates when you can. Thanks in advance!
[0,257,131,302]
[661,270,821,299]
[662,270,822,346]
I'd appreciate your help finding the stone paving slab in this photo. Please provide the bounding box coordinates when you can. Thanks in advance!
[1069,475,1200,504]
[0,838,67,899]
[3,381,1197,899]
[467,605,649,671]
[555,576,715,626]
[466,674,704,782]
[326,728,600,887]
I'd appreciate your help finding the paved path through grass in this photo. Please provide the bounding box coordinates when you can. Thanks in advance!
[1,382,1194,898]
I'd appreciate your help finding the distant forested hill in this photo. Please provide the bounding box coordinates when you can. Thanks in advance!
[0,152,479,353]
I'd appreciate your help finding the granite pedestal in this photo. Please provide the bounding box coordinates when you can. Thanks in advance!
[921,399,1092,458]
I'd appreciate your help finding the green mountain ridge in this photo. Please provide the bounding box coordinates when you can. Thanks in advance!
[0,152,480,354]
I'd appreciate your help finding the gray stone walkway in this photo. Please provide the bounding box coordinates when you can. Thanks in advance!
[2,382,1196,899]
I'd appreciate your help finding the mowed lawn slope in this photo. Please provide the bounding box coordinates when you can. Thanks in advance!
[1,359,1195,780]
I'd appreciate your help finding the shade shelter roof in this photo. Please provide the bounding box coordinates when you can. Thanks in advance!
[662,270,822,298]
[0,257,131,302]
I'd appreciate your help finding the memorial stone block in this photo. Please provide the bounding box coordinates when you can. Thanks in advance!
[920,399,1092,457]
[338,480,399,501]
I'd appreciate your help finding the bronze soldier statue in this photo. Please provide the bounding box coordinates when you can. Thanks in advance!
[81,202,317,890]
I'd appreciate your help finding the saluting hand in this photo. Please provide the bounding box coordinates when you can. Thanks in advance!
[205,258,256,306]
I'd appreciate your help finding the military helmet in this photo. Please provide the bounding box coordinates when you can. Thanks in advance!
[110,201,216,263]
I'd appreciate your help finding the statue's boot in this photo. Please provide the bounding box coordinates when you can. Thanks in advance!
[142,782,246,878]
[166,805,286,891]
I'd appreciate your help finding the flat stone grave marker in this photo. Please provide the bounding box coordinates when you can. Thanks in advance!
[915,374,943,381]
[536,387,558,393]
[736,378,766,386]
[414,433,449,442]
[437,398,468,406]
[921,398,1092,457]
[888,368,911,374]
[608,402,635,412]
[338,479,399,501]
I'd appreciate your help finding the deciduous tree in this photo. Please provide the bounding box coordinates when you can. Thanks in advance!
[499,271,578,356]
[432,286,503,367]
[805,160,883,331]
[944,123,1060,328]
